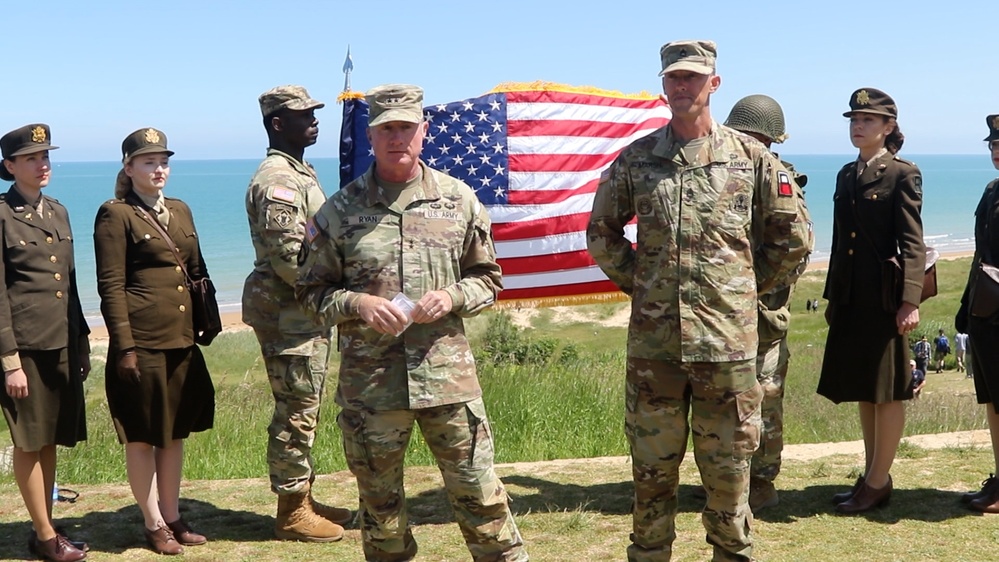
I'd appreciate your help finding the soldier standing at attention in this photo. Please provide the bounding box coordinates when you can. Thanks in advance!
[242,85,351,542]
[723,95,812,512]
[1,124,90,562]
[587,41,810,562]
[296,84,527,562]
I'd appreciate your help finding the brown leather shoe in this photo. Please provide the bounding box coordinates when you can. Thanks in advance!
[831,476,865,505]
[29,529,89,555]
[144,525,184,555]
[166,518,207,546]
[969,483,999,513]
[836,475,892,514]
[30,534,87,562]
[962,473,997,504]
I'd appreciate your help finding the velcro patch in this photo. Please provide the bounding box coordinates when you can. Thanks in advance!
[305,217,319,243]
[271,187,296,203]
[778,171,793,197]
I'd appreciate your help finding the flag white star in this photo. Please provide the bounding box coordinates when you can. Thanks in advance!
[491,121,503,132]
[450,111,462,122]
[462,101,474,111]
[435,104,447,112]
[368,148,374,156]
[476,111,490,121]
[453,154,464,165]
[440,144,452,154]
[451,132,463,143]
[463,122,475,133]
[481,176,492,187]
[467,164,479,176]
[427,156,438,166]
[465,143,477,154]
[478,132,490,145]
[436,123,449,134]
[479,154,492,165]
[493,164,505,175]
[493,186,504,198]
[492,142,504,154]
[426,134,436,144]
[442,166,451,174]
[489,100,501,111]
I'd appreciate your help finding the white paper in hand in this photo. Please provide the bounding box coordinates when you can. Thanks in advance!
[390,293,416,336]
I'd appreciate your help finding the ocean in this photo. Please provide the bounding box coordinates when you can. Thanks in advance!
[36,154,998,325]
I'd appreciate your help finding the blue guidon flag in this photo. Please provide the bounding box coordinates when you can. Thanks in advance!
[339,83,671,307]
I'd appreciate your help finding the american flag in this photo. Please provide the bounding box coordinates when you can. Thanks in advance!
[339,84,671,307]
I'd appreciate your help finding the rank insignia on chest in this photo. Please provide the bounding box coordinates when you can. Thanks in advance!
[778,171,793,197]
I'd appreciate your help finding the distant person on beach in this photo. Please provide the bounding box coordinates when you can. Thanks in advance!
[909,359,925,398]
[587,40,810,562]
[933,329,950,373]
[817,88,925,514]
[242,85,351,542]
[955,114,999,513]
[94,129,216,554]
[296,84,527,561]
[954,331,969,373]
[0,124,90,562]
[806,299,813,313]
[812,298,820,313]
[913,335,931,374]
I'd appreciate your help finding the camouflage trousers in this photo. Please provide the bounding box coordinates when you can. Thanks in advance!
[751,337,790,483]
[626,357,761,562]
[261,335,330,495]
[337,398,527,562]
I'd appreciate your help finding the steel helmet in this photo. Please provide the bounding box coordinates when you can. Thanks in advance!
[724,94,788,144]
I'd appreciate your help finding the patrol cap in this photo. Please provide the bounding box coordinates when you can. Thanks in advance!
[366,84,425,127]
[725,94,788,144]
[121,127,174,163]
[984,114,999,143]
[259,85,325,118]
[843,88,897,119]
[1,124,59,181]
[659,40,716,76]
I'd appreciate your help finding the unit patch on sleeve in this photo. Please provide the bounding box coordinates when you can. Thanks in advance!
[778,171,793,197]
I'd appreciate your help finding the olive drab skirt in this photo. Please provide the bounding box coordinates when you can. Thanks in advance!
[1,348,87,452]
[817,303,914,404]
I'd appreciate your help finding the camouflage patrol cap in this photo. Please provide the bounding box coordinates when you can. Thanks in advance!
[1,124,59,181]
[259,85,325,118]
[984,114,999,143]
[725,94,788,144]
[659,40,716,76]
[843,88,897,119]
[121,127,174,163]
[366,84,425,127]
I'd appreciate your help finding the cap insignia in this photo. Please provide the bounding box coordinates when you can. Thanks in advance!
[144,128,160,144]
[31,126,46,143]
[992,116,999,129]
[678,49,687,57]
[856,90,870,105]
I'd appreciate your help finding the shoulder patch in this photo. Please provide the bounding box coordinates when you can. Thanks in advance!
[270,187,297,204]
[778,171,793,197]
[305,217,319,243]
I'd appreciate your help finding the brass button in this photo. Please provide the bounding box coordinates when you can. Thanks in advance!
[848,249,854,256]
[850,232,857,238]
[872,194,878,200]
[18,240,25,246]
[54,273,62,281]
[144,234,151,240]
[175,266,182,273]
[55,291,63,299]
[49,255,57,263]
[45,236,53,244]
[179,305,186,312]
[177,285,185,293]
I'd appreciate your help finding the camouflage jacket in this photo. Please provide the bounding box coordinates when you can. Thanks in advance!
[295,162,502,410]
[242,149,328,356]
[587,122,811,362]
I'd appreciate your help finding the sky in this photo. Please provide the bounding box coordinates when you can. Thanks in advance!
[4,0,997,161]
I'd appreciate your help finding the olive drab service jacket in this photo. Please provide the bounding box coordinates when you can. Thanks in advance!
[0,186,89,355]
[823,152,925,308]
[587,122,811,363]
[94,193,208,351]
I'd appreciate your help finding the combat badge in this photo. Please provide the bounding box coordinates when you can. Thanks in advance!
[733,193,750,213]
[636,196,654,216]
[777,171,793,197]
[31,126,46,143]
[856,90,870,105]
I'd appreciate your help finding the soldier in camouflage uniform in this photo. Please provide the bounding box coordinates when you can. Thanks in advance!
[587,41,811,562]
[724,95,813,512]
[242,85,351,542]
[296,84,527,562]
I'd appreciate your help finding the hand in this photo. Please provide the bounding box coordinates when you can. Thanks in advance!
[412,291,453,324]
[117,349,141,383]
[196,328,221,346]
[80,352,91,382]
[896,302,920,335]
[4,368,28,399]
[357,295,409,335]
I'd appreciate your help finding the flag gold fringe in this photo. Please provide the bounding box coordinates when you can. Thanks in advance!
[337,90,366,103]
[488,81,659,101]
[489,291,629,311]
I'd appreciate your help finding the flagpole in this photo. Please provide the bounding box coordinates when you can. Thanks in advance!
[342,45,353,94]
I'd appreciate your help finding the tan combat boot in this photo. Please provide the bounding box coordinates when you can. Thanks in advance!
[275,484,345,542]
[749,477,779,513]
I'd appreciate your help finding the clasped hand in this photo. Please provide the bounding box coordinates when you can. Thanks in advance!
[358,291,454,335]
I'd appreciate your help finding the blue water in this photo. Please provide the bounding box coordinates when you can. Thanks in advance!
[34,155,999,325]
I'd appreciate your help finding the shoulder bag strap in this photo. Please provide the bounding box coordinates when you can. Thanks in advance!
[132,203,194,285]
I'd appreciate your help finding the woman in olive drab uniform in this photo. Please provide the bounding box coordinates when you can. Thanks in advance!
[0,124,90,562]
[818,88,925,513]
[956,115,999,513]
[94,128,216,555]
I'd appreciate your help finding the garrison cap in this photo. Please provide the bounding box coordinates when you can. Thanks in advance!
[121,127,174,163]
[725,94,788,144]
[843,88,897,119]
[984,114,999,143]
[259,85,325,118]
[366,84,425,127]
[659,40,716,76]
[1,124,58,181]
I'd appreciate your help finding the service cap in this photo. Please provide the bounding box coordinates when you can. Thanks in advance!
[259,85,324,118]
[366,84,425,127]
[843,88,897,119]
[984,114,999,143]
[121,127,174,163]
[1,123,58,181]
[659,40,716,76]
